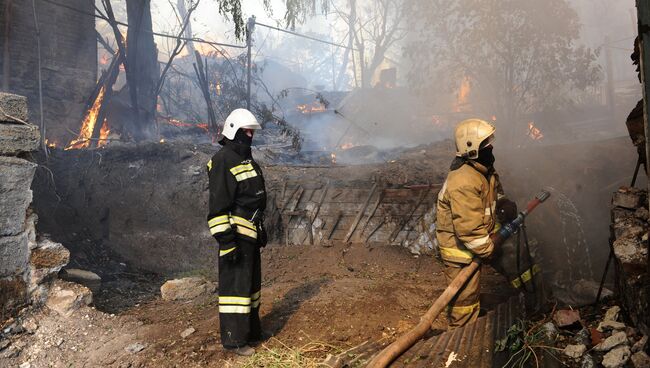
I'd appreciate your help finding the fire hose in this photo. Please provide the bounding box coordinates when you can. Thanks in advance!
[366,190,551,368]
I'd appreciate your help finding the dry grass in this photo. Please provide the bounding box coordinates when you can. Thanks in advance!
[240,337,341,368]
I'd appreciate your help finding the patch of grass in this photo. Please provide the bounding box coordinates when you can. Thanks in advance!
[241,337,340,368]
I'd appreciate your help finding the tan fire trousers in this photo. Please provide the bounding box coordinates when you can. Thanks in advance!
[443,264,481,329]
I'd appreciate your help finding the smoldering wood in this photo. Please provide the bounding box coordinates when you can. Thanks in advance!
[89,50,124,147]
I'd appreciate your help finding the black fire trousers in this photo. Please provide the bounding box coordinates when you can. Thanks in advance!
[218,237,262,348]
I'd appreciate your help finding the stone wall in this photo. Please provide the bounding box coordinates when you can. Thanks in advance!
[0,0,97,146]
[0,92,69,322]
[610,186,649,336]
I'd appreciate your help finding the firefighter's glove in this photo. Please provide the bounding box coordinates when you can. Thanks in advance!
[257,222,268,248]
[220,244,239,263]
[496,198,518,224]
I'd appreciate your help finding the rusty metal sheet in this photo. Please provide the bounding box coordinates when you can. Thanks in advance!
[393,296,522,367]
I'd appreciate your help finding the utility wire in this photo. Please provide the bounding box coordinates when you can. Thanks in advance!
[254,21,356,51]
[42,0,246,49]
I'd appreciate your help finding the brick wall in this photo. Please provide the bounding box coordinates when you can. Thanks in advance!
[0,0,97,145]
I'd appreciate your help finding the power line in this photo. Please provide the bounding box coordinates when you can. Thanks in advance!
[254,21,356,51]
[41,0,246,49]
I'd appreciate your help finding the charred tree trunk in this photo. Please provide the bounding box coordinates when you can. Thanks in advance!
[126,0,159,141]
[176,0,195,56]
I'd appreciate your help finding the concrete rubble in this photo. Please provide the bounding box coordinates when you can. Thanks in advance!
[610,187,650,337]
[546,303,649,367]
[160,277,217,301]
[45,281,92,317]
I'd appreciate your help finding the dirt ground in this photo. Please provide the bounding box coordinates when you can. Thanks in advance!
[1,242,513,367]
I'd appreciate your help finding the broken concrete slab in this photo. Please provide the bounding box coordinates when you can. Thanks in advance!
[0,156,37,236]
[632,351,650,368]
[602,345,631,368]
[45,280,92,316]
[597,320,627,332]
[0,232,29,277]
[613,237,648,269]
[613,187,645,209]
[0,92,29,123]
[59,268,101,294]
[604,306,621,322]
[595,331,628,352]
[160,277,216,301]
[563,344,587,359]
[0,124,40,155]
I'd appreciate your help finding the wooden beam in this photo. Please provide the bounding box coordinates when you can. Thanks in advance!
[388,188,431,243]
[356,190,384,241]
[344,183,378,242]
[327,211,343,240]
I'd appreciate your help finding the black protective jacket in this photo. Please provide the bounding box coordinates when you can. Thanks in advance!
[207,140,267,252]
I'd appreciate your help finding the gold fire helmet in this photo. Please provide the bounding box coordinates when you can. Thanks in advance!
[454,118,496,159]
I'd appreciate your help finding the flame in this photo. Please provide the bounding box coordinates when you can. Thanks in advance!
[66,86,107,150]
[296,102,326,114]
[453,76,471,113]
[212,82,222,96]
[159,117,209,133]
[160,138,166,143]
[97,120,110,148]
[45,139,58,148]
[341,142,356,150]
[330,152,337,164]
[527,122,544,141]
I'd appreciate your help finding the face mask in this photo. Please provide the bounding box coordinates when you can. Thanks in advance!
[233,129,253,146]
[476,145,495,168]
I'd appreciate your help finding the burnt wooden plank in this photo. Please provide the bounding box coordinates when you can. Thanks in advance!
[344,183,378,242]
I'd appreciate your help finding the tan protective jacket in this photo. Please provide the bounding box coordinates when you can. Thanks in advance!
[436,161,504,265]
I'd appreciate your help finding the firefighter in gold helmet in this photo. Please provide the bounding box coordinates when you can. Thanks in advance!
[435,118,517,328]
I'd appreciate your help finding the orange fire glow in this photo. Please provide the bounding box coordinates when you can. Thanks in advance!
[159,117,209,133]
[97,120,110,148]
[454,76,471,113]
[330,152,337,164]
[296,102,326,114]
[66,86,107,150]
[341,142,356,150]
[99,54,110,66]
[45,139,58,148]
[527,122,544,141]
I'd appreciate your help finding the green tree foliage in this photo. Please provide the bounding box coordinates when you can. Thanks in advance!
[215,0,329,38]
[405,0,602,141]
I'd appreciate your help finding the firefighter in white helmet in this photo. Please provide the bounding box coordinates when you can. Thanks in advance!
[206,108,269,355]
[435,118,518,328]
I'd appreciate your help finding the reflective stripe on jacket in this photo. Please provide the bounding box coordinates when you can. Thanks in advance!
[436,161,504,265]
[207,141,266,249]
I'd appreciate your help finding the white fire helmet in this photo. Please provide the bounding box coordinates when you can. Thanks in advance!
[221,108,262,140]
[454,118,495,159]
